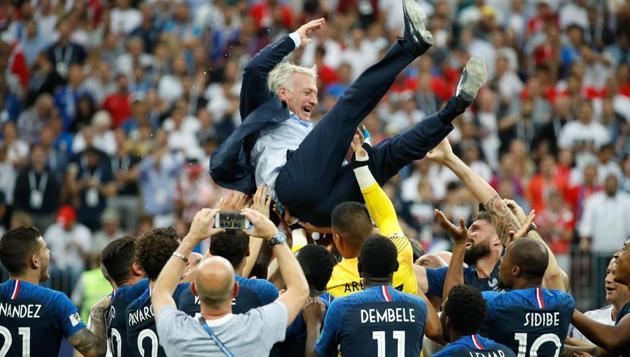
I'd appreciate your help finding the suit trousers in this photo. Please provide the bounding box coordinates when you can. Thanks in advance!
[275,41,461,226]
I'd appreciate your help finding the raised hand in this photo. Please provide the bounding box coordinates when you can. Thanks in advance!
[506,210,536,245]
[303,297,326,326]
[434,209,468,245]
[241,208,278,240]
[351,134,368,160]
[251,185,272,218]
[504,199,527,224]
[187,208,223,243]
[295,18,326,47]
[426,138,455,166]
[218,191,250,211]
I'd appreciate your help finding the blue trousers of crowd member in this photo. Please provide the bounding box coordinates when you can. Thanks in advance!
[274,40,468,226]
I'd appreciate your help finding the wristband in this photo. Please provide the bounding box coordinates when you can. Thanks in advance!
[172,252,188,262]
[289,222,303,231]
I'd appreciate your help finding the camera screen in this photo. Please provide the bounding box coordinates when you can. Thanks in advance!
[218,212,248,229]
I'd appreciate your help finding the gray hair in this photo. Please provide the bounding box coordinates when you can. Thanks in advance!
[267,62,317,94]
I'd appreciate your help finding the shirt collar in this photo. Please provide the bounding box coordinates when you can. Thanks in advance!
[204,314,234,327]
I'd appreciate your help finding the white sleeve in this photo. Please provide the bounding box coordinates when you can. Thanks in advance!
[288,33,301,48]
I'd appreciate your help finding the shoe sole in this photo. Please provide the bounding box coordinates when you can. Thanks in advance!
[457,56,487,102]
[403,0,434,45]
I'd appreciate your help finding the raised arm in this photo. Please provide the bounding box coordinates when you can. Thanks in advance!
[152,209,219,316]
[240,18,325,118]
[351,137,403,236]
[427,138,521,245]
[67,296,110,357]
[433,209,468,303]
[504,199,567,291]
[572,310,630,353]
[241,208,309,326]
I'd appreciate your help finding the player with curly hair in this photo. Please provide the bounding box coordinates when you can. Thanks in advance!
[434,284,515,356]
[125,227,188,357]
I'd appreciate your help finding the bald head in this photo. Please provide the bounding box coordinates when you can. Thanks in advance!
[193,256,235,307]
[507,239,548,278]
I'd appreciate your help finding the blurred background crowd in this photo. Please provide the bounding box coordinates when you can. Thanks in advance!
[0,0,630,313]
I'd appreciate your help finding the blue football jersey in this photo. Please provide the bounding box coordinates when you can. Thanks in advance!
[0,279,86,356]
[481,288,575,357]
[105,279,148,357]
[126,283,187,357]
[177,274,278,316]
[279,292,334,356]
[433,334,516,357]
[426,264,500,297]
[616,302,630,325]
[315,285,427,357]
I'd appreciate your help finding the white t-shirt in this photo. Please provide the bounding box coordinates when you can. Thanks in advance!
[558,121,610,150]
[156,301,288,357]
[570,305,615,344]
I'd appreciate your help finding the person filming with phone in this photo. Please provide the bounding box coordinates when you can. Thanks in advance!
[151,207,309,356]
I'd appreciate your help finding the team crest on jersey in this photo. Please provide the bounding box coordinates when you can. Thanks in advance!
[70,312,82,326]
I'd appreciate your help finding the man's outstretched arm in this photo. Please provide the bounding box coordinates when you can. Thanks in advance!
[240,18,325,118]
[504,199,567,291]
[427,138,521,245]
[572,310,630,353]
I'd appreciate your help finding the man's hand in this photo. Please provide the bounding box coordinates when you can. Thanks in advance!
[506,210,536,245]
[426,138,455,166]
[415,253,448,268]
[434,209,467,246]
[299,222,333,234]
[251,185,272,218]
[303,297,325,326]
[504,199,527,224]
[186,208,222,243]
[218,191,250,211]
[295,18,326,47]
[241,208,278,240]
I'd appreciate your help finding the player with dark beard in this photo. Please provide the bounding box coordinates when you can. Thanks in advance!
[413,138,566,300]
[413,210,504,299]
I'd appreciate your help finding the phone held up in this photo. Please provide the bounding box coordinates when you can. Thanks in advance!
[214,211,250,230]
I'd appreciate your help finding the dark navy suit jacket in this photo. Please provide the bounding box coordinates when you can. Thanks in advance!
[210,35,296,194]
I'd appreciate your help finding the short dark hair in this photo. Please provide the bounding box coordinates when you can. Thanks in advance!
[358,236,398,278]
[331,202,372,247]
[135,227,180,280]
[101,236,136,287]
[508,238,549,278]
[475,211,492,223]
[297,244,336,291]
[210,231,250,268]
[0,227,42,275]
[444,285,487,335]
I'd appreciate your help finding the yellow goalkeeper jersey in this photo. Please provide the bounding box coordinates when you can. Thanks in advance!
[326,182,417,298]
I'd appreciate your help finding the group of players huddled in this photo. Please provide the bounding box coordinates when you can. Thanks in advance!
[1,137,630,356]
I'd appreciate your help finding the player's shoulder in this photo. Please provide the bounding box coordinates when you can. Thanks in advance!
[543,288,576,309]
[237,275,277,291]
[432,342,469,356]
[127,288,150,311]
[390,289,426,307]
[480,337,516,355]
[115,279,149,301]
[332,258,358,275]
[3,280,67,304]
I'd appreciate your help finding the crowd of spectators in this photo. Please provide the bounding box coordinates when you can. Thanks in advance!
[1,0,630,309]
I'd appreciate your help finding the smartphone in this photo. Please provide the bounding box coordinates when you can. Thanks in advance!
[215,211,250,230]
